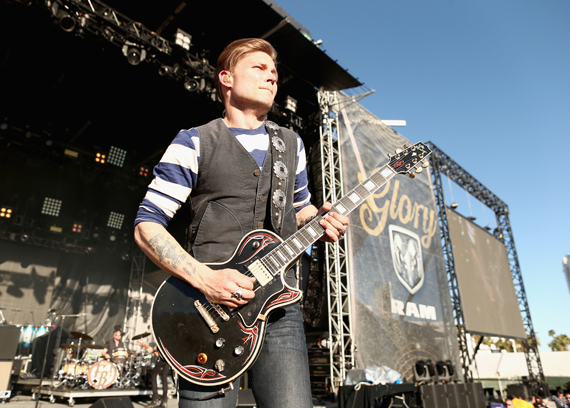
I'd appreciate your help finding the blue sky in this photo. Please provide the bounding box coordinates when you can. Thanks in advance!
[276,0,570,352]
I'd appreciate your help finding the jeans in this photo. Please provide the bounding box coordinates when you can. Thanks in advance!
[152,360,171,402]
[178,303,313,408]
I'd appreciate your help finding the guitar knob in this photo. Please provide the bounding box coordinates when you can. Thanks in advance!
[422,160,429,168]
[215,338,226,348]
[215,359,225,372]
[408,172,416,179]
[395,148,403,154]
[234,346,244,356]
[197,353,208,364]
[415,167,423,174]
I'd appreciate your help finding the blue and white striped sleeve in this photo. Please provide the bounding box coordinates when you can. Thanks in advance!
[293,134,311,212]
[135,129,200,227]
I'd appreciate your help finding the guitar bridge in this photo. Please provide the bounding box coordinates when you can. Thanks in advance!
[211,303,229,321]
[194,300,219,333]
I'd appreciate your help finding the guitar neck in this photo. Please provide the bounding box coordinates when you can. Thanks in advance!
[261,163,397,276]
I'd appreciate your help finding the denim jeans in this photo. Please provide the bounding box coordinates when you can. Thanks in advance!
[178,303,313,408]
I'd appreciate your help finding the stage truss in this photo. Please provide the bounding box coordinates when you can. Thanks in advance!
[427,142,545,387]
[317,90,355,391]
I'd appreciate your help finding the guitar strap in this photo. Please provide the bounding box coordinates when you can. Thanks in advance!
[266,120,290,236]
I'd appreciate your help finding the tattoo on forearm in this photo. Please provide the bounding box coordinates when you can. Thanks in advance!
[148,233,186,269]
[182,262,197,277]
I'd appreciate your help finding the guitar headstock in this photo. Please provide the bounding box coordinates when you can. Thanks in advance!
[387,142,432,178]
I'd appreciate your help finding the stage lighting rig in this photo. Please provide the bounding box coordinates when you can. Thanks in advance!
[107,212,124,229]
[122,41,147,66]
[0,207,13,220]
[413,359,437,384]
[184,77,206,93]
[174,29,191,51]
[108,146,127,167]
[41,198,62,217]
[435,360,454,383]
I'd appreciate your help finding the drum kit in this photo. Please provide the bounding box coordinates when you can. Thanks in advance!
[57,331,154,390]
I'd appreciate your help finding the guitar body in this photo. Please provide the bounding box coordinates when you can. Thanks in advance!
[151,229,302,386]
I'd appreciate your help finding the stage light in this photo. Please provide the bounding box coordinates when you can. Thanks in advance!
[0,118,8,131]
[92,228,100,239]
[284,95,297,113]
[450,202,459,209]
[108,146,127,167]
[435,360,452,382]
[0,207,13,219]
[49,226,63,233]
[158,65,173,76]
[467,216,476,221]
[64,149,79,158]
[107,212,124,229]
[122,42,146,66]
[184,77,205,92]
[174,28,191,51]
[41,198,62,217]
[139,166,149,177]
[109,232,117,242]
[95,152,106,164]
[72,223,83,233]
[58,10,76,32]
[413,360,437,383]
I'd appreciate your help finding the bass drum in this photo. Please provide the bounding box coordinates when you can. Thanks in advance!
[87,360,118,389]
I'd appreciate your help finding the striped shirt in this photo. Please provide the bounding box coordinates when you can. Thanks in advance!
[135,122,311,228]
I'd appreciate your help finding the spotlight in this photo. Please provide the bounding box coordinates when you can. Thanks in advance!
[95,152,106,164]
[413,360,437,383]
[158,65,173,76]
[122,42,146,66]
[41,198,62,217]
[174,28,191,51]
[107,212,124,229]
[72,222,83,233]
[284,95,297,113]
[184,77,205,92]
[435,360,452,382]
[0,118,8,131]
[450,202,459,209]
[0,207,13,219]
[58,11,76,32]
[467,216,476,221]
[109,232,117,242]
[108,146,127,167]
[139,166,149,177]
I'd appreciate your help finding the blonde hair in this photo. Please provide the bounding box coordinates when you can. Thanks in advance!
[215,38,278,102]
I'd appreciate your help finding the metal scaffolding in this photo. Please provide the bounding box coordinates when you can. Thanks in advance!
[317,90,355,391]
[427,142,545,387]
[122,246,146,343]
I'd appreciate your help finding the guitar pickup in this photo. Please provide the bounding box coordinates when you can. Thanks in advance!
[194,300,219,333]
[248,260,272,285]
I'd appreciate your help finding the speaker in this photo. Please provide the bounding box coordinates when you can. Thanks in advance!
[420,384,450,408]
[465,382,486,408]
[90,397,134,408]
[0,326,20,361]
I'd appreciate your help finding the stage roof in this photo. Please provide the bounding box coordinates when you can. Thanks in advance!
[100,0,362,91]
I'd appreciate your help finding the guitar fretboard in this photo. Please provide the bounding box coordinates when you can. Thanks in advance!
[260,164,397,276]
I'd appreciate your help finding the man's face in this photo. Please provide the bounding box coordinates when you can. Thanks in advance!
[113,331,122,340]
[505,400,513,408]
[225,51,278,115]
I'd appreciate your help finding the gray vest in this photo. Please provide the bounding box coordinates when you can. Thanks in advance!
[188,118,298,263]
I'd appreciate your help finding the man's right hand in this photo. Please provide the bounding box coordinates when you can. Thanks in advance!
[194,266,256,308]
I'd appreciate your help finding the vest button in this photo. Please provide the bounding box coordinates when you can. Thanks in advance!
[257,222,263,228]
[259,195,265,202]
[254,169,260,176]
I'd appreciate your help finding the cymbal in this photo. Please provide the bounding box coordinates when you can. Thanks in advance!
[131,332,151,340]
[85,344,104,349]
[61,343,83,349]
[71,331,93,341]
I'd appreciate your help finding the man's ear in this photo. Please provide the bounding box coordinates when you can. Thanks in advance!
[219,70,231,86]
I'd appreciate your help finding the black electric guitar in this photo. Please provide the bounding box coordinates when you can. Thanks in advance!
[151,142,432,386]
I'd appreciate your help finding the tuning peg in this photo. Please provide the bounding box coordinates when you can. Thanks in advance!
[395,148,403,154]
[422,160,429,168]
[387,153,392,158]
[403,144,408,149]
[408,172,416,179]
[415,167,423,174]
